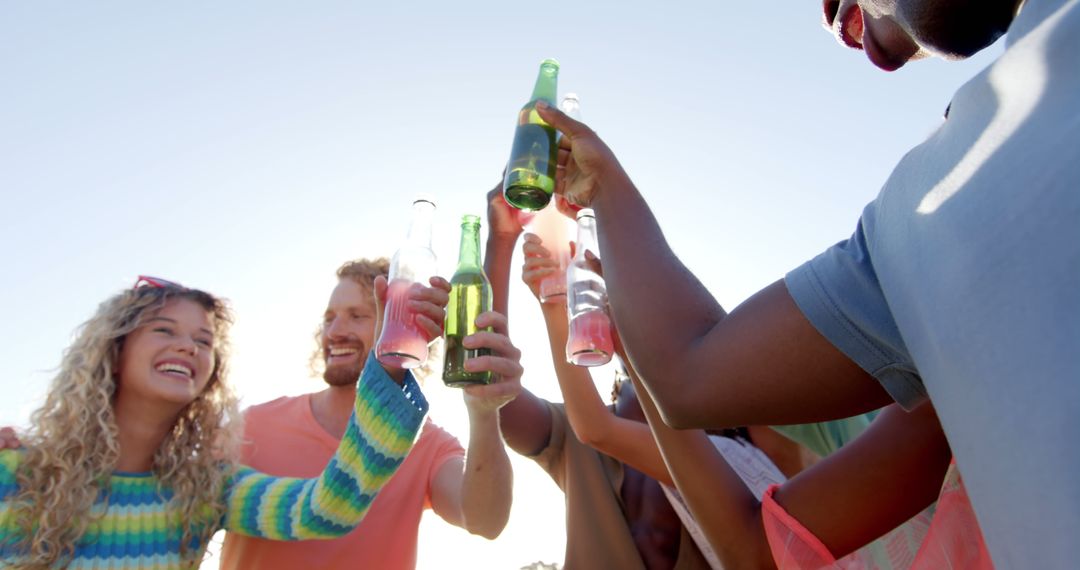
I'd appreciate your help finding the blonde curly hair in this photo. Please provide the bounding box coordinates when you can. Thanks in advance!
[6,285,241,568]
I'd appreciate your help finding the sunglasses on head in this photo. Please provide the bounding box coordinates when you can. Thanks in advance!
[133,275,185,290]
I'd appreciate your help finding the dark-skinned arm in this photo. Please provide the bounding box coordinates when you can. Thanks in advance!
[483,182,553,457]
[535,102,891,430]
[633,352,950,569]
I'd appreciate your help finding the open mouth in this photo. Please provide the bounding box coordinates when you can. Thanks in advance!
[155,361,194,380]
[327,346,362,364]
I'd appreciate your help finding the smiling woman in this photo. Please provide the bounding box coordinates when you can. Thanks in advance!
[0,280,430,569]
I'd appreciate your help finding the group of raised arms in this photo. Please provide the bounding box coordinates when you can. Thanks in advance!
[2,0,1077,568]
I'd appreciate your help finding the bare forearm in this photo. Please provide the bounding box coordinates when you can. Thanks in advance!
[486,232,553,455]
[460,408,514,539]
[776,404,950,557]
[628,368,776,569]
[593,180,885,428]
[485,233,519,318]
[590,182,728,419]
[538,305,672,483]
[540,305,613,442]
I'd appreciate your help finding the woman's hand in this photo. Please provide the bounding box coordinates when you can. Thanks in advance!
[520,233,562,303]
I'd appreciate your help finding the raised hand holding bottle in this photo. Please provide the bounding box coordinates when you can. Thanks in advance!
[376,197,438,369]
[524,199,572,303]
[565,208,614,366]
[443,215,493,386]
[503,58,560,212]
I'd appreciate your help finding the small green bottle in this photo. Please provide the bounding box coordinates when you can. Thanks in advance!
[443,215,494,386]
[503,58,560,212]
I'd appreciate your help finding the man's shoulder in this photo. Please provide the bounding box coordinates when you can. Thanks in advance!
[243,393,310,419]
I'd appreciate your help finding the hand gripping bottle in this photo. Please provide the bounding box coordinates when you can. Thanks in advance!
[565,208,614,366]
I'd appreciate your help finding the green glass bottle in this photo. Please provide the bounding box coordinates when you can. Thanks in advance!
[443,215,494,386]
[503,58,560,212]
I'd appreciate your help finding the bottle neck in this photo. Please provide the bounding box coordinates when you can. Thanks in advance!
[405,202,435,249]
[529,63,558,105]
[456,222,482,271]
[574,216,598,260]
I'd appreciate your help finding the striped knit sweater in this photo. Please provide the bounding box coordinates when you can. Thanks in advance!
[0,352,428,569]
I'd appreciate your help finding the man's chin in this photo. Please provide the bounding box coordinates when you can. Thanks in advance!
[323,365,362,387]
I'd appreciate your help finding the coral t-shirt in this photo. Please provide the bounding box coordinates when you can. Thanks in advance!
[219,393,464,570]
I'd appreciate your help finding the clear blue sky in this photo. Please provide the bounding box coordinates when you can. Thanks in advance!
[0,2,1000,568]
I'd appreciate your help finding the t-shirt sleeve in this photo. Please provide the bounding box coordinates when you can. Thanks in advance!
[784,212,928,409]
[222,352,428,540]
[529,401,568,485]
[770,412,877,458]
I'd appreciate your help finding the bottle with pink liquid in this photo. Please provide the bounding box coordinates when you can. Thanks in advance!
[565,208,614,366]
[376,197,438,369]
[525,198,572,303]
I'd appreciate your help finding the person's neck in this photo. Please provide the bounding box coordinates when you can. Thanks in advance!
[113,400,180,473]
[310,383,357,439]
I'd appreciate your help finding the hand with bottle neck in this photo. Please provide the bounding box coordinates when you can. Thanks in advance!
[535,100,635,212]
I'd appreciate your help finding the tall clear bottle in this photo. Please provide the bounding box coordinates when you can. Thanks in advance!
[442,215,493,386]
[503,58,560,212]
[376,197,438,369]
[565,208,614,366]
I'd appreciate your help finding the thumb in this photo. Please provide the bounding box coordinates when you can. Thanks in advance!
[537,100,589,139]
[373,275,389,308]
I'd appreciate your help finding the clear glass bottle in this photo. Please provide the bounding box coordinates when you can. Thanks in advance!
[375,197,438,369]
[565,208,614,366]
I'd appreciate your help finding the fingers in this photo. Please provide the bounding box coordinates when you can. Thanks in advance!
[373,275,388,304]
[522,237,553,259]
[463,379,521,401]
[536,100,591,140]
[584,249,603,277]
[457,313,523,377]
[416,314,444,341]
[410,281,450,307]
[464,329,516,354]
[464,354,524,379]
[410,298,448,340]
[554,194,581,219]
[523,267,557,286]
[486,179,505,202]
[473,311,510,336]
[427,276,452,294]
